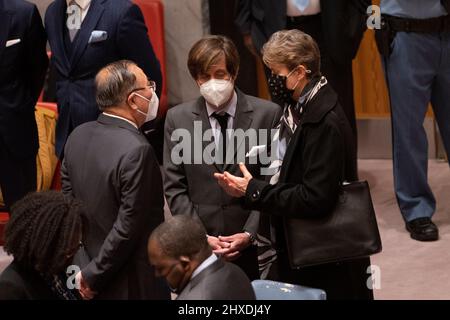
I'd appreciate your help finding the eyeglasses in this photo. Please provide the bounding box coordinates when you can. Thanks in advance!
[128,80,156,96]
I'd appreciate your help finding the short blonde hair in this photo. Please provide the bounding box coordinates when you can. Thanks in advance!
[187,35,240,80]
[262,29,321,78]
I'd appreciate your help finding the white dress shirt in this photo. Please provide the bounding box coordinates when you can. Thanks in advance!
[286,0,321,17]
[191,253,219,280]
[102,112,139,129]
[205,90,237,147]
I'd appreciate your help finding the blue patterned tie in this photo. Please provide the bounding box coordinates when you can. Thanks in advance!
[293,0,310,12]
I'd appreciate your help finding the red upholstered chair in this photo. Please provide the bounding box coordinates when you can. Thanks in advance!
[133,0,168,115]
[0,212,7,246]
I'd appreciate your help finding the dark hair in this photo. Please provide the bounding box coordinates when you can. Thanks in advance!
[4,191,84,276]
[187,35,240,80]
[95,60,138,110]
[150,215,210,259]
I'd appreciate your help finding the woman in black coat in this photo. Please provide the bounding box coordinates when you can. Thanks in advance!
[215,29,373,300]
[0,191,84,300]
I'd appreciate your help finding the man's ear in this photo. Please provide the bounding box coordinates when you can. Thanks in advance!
[127,93,136,109]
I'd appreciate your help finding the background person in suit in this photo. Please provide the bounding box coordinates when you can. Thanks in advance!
[61,60,169,300]
[163,35,281,281]
[215,30,373,300]
[235,0,370,180]
[0,0,48,209]
[0,191,84,300]
[148,215,256,300]
[45,0,162,158]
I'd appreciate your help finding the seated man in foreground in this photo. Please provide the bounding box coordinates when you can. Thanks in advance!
[148,215,256,300]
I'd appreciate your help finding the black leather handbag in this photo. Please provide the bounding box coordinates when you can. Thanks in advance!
[283,180,382,269]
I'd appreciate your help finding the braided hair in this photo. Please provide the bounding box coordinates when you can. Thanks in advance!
[4,191,84,276]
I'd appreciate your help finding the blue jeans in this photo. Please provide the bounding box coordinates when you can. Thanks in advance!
[385,31,450,222]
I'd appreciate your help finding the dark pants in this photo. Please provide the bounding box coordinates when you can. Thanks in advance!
[232,245,260,281]
[0,139,36,210]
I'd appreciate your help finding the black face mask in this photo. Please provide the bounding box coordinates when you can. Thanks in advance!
[268,72,296,106]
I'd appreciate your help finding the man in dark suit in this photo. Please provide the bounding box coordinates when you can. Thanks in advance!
[0,0,48,209]
[235,0,370,180]
[62,60,169,300]
[45,0,162,158]
[148,215,256,300]
[163,36,281,281]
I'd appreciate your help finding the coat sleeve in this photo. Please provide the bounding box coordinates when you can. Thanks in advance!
[242,104,282,235]
[61,158,73,197]
[82,144,162,292]
[234,0,253,34]
[116,3,162,96]
[245,120,343,219]
[162,111,198,218]
[24,4,48,104]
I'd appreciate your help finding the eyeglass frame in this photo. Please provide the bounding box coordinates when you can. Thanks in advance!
[128,80,156,97]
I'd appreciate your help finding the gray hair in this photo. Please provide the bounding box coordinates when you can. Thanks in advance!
[262,29,321,78]
[95,60,138,110]
[150,215,210,259]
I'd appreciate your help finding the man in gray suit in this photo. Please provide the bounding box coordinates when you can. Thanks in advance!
[163,35,281,280]
[62,60,169,300]
[148,215,255,300]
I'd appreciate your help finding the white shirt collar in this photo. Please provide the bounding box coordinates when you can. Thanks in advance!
[66,0,91,10]
[206,90,237,118]
[102,112,139,129]
[191,253,218,280]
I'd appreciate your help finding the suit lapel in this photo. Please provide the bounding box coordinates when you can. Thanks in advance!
[223,90,253,171]
[192,98,222,172]
[69,0,105,69]
[0,5,11,60]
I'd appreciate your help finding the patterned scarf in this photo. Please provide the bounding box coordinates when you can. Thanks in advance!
[257,76,328,279]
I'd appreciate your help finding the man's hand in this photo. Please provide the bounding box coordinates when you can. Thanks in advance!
[214,233,252,262]
[243,34,258,57]
[207,235,231,251]
[76,271,96,300]
[214,163,253,198]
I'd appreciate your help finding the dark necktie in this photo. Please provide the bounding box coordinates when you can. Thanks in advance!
[211,112,230,164]
[442,0,449,13]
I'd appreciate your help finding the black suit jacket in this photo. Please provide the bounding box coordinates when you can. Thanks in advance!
[235,0,370,66]
[62,114,169,299]
[0,0,48,159]
[163,89,281,237]
[0,261,58,300]
[45,0,162,157]
[177,258,256,300]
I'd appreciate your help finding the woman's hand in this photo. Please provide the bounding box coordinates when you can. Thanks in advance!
[214,163,253,198]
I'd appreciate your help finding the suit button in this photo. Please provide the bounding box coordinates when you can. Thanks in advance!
[252,190,260,199]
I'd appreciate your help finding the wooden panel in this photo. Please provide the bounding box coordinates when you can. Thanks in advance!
[352,30,391,118]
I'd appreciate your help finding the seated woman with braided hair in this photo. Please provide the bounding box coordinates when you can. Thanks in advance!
[0,191,85,300]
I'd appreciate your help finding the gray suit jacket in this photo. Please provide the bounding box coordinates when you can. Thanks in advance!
[62,114,169,299]
[163,89,281,237]
[177,258,256,300]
